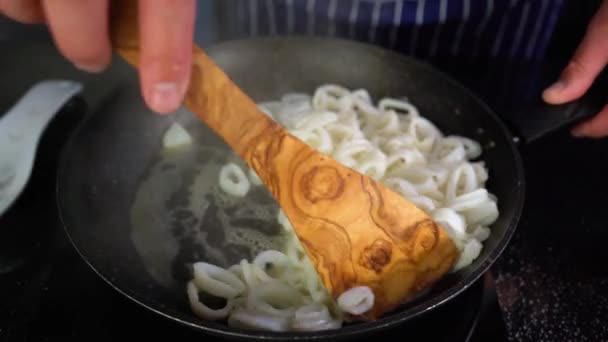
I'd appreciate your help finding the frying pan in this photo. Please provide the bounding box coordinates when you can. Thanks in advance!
[56,37,605,340]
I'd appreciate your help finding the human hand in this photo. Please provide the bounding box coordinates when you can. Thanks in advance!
[0,0,196,114]
[542,0,608,138]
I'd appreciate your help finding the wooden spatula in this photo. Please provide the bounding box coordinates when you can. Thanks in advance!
[109,1,458,320]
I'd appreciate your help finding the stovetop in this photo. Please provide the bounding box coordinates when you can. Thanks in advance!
[1,31,608,342]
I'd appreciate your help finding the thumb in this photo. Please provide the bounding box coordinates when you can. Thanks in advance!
[543,0,608,105]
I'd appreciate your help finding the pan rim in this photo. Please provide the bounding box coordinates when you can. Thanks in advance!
[56,36,526,340]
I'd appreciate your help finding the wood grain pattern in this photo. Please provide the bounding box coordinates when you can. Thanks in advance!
[110,1,459,320]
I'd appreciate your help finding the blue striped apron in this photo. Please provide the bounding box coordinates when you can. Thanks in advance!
[219,0,565,62]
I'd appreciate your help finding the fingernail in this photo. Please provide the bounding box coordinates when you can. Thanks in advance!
[74,63,106,73]
[151,82,181,114]
[544,80,566,94]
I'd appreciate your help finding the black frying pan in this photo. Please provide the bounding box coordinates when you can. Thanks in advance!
[55,37,604,340]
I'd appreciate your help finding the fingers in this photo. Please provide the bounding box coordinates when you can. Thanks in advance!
[543,1,608,104]
[542,1,608,139]
[41,0,111,73]
[138,0,196,114]
[3,0,196,115]
[0,0,44,23]
[571,105,608,138]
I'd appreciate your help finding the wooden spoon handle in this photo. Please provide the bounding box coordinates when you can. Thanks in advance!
[109,1,300,216]
[109,2,276,159]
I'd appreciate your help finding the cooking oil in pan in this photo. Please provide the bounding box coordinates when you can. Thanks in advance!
[129,120,286,289]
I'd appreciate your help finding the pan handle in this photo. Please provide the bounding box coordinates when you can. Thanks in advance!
[504,79,608,144]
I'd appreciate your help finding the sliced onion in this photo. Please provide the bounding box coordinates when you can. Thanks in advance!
[192,262,246,299]
[187,281,233,321]
[337,286,375,315]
